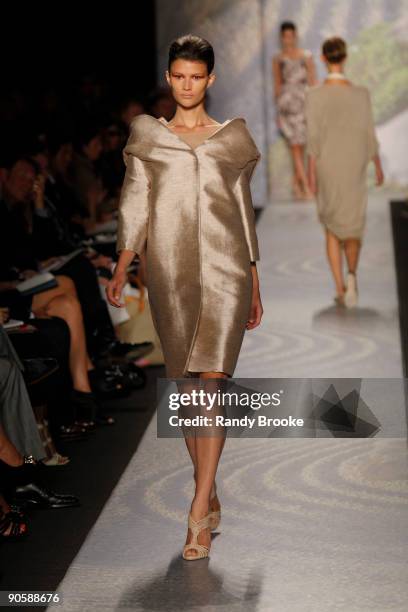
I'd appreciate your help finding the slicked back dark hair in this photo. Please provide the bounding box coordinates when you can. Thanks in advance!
[168,34,215,74]
[280,21,296,33]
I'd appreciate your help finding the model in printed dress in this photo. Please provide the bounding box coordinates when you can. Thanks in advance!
[273,21,317,200]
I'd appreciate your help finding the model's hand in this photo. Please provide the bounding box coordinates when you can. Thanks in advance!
[246,287,263,330]
[375,164,384,187]
[106,268,127,307]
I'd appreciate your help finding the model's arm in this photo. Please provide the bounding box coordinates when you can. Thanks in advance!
[106,147,150,307]
[234,158,261,262]
[305,52,318,86]
[373,154,384,186]
[365,89,383,186]
[305,90,319,194]
[247,262,263,330]
[272,56,282,100]
[106,248,135,307]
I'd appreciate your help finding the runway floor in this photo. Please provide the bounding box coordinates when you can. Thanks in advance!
[51,194,408,612]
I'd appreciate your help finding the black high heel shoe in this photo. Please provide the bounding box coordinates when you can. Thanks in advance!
[71,389,98,422]
[71,389,115,427]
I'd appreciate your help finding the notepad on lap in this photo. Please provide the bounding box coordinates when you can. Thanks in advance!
[3,319,25,330]
[16,273,58,296]
[41,248,84,272]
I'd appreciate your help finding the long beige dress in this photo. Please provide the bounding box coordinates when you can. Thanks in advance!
[116,114,261,378]
[305,84,379,241]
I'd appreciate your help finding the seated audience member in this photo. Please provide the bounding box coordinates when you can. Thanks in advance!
[118,97,145,129]
[0,321,46,462]
[0,152,150,363]
[46,133,89,236]
[1,305,92,441]
[0,423,80,539]
[98,123,127,197]
[148,87,176,121]
[0,156,112,422]
[68,125,107,227]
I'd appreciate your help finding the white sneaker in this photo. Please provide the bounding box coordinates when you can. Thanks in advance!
[344,272,358,308]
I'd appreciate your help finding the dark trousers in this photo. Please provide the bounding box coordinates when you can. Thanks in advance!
[9,318,75,428]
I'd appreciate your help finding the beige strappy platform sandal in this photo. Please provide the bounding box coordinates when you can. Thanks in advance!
[208,482,221,530]
[182,513,212,560]
[344,272,358,308]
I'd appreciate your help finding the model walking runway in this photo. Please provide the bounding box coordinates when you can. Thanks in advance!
[236,194,402,378]
[51,192,407,611]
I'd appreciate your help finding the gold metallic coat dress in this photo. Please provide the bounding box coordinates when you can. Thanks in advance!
[116,114,261,378]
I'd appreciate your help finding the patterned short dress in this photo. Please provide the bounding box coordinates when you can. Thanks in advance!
[275,50,312,145]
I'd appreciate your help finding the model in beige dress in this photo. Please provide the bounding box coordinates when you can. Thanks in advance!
[106,35,263,560]
[305,37,384,307]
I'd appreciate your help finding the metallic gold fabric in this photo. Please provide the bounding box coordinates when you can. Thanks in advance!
[116,114,261,378]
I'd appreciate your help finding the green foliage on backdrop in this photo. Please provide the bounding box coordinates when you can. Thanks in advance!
[346,23,408,124]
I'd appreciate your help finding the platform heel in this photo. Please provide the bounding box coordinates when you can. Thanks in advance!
[182,512,212,560]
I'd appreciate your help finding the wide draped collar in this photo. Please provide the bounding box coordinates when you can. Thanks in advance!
[123,113,260,169]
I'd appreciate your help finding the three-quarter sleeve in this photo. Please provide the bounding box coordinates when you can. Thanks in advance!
[234,157,260,261]
[365,88,379,160]
[305,89,319,157]
[116,152,151,255]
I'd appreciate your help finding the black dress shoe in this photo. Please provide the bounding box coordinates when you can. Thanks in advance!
[116,362,147,390]
[95,340,154,364]
[57,424,91,442]
[12,483,80,509]
[95,413,116,426]
[88,367,129,398]
[22,358,59,386]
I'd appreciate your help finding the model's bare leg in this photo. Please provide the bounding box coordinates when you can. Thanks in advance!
[184,370,227,558]
[344,238,361,274]
[291,144,313,199]
[325,229,346,299]
[183,372,223,499]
